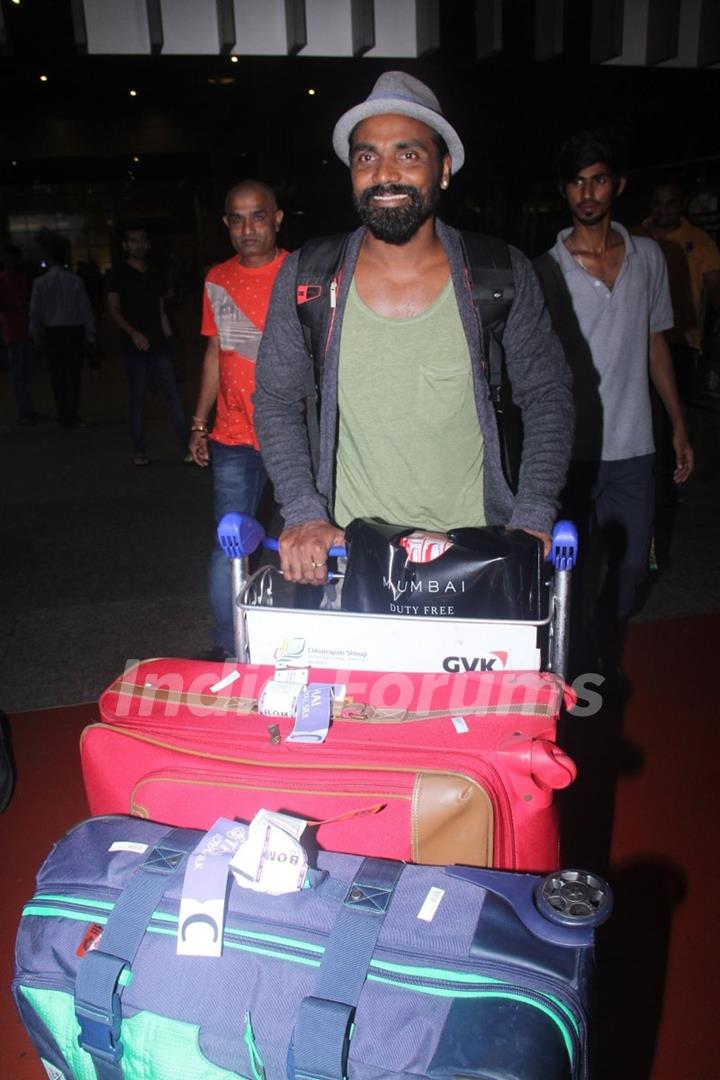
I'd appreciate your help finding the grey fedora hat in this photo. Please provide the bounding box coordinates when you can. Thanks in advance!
[332,71,465,174]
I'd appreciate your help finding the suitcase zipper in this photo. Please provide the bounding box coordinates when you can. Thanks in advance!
[129,764,498,864]
[371,962,584,1075]
[131,766,411,807]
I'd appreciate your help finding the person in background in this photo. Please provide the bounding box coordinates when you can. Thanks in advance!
[30,230,95,429]
[189,181,288,660]
[536,133,693,688]
[633,181,720,404]
[106,223,189,466]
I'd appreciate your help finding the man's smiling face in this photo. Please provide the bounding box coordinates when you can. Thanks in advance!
[349,113,450,244]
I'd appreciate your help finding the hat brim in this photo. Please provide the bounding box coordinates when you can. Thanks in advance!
[332,99,465,175]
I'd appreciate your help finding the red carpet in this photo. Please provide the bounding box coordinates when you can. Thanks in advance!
[1,617,717,1079]
[1,704,93,1079]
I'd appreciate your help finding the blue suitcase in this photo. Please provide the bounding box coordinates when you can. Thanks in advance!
[13,815,610,1080]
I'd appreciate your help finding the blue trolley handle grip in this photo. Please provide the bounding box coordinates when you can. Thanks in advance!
[549,520,578,571]
[263,537,347,559]
[217,512,266,559]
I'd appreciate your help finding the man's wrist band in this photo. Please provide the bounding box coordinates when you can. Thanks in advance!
[190,426,208,434]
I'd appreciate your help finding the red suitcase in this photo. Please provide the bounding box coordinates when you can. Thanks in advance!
[81,659,576,872]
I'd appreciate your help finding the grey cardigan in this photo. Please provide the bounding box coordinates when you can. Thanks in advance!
[254,220,574,536]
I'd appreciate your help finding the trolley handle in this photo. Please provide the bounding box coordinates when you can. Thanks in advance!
[218,512,575,569]
[262,537,346,559]
[216,513,266,560]
[550,520,578,571]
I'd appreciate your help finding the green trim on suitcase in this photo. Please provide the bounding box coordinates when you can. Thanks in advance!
[20,986,252,1080]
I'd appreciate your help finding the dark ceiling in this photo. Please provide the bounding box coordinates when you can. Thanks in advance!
[1,0,719,235]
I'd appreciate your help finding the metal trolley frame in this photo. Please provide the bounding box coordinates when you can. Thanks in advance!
[218,515,578,681]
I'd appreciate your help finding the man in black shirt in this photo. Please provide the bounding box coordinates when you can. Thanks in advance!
[106,224,189,465]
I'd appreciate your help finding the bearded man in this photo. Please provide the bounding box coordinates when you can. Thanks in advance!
[254,72,573,584]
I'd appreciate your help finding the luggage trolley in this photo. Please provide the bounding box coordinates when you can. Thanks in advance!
[218,515,578,681]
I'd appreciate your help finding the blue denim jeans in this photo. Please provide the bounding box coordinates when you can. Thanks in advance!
[208,441,267,654]
[7,338,33,420]
[122,346,188,455]
[563,454,655,667]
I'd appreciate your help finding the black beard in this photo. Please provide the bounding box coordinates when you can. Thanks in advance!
[574,204,610,228]
[354,183,440,244]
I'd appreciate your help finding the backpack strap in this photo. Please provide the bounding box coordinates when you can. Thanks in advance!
[460,231,515,400]
[295,234,350,473]
[533,252,570,328]
[460,232,520,491]
[296,233,350,369]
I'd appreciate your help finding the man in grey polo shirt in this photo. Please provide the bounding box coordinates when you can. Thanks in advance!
[537,131,693,681]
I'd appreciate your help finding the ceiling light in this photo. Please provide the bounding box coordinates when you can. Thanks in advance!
[307,88,316,96]
[230,56,238,63]
[129,89,138,97]
[39,74,48,82]
[132,156,140,163]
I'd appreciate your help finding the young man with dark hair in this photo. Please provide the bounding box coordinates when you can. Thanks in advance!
[537,132,693,682]
[254,72,573,587]
[106,224,189,465]
[189,181,287,660]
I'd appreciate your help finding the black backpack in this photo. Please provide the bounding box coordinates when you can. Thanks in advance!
[294,230,522,490]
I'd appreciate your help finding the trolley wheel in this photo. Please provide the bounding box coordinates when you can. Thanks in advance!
[535,869,613,928]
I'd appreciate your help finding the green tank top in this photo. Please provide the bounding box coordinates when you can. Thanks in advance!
[334,276,486,531]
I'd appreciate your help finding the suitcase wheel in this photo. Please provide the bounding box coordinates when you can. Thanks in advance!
[534,869,613,929]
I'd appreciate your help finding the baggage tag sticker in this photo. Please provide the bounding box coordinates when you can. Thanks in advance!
[286,683,332,744]
[109,841,148,854]
[274,665,309,684]
[417,887,445,922]
[76,922,104,958]
[231,810,308,895]
[177,817,249,958]
[259,679,303,718]
[209,669,241,693]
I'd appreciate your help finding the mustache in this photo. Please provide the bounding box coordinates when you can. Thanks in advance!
[359,184,418,207]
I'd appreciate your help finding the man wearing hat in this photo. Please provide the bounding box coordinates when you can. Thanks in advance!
[254,72,573,584]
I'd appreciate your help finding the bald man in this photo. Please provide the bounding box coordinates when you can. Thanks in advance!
[189,180,288,659]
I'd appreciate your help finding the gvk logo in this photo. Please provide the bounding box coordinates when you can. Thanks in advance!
[442,651,509,673]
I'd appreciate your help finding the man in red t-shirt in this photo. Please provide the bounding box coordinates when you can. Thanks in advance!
[189,180,288,659]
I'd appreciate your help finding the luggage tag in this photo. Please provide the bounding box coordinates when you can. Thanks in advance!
[230,809,308,895]
[177,817,250,958]
[286,683,333,744]
[258,679,305,718]
[273,665,309,684]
